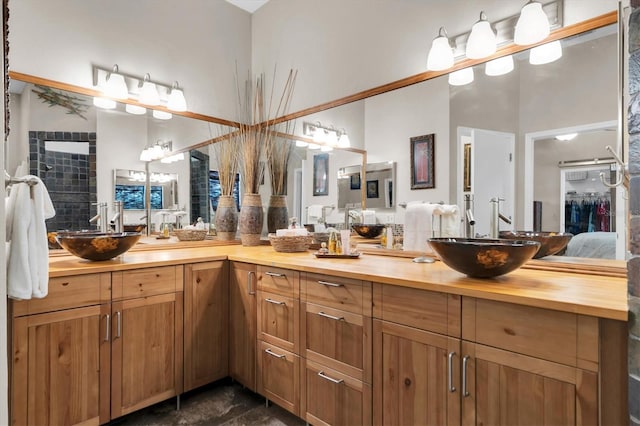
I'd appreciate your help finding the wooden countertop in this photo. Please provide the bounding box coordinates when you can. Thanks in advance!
[48,244,628,321]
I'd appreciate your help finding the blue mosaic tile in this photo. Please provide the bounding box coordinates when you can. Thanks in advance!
[631,375,640,420]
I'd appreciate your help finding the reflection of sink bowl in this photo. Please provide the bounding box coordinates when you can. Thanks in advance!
[499,231,573,259]
[56,231,142,261]
[428,237,541,278]
[109,223,147,233]
[351,224,385,238]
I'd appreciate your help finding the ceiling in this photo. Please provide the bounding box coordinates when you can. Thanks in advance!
[225,0,269,14]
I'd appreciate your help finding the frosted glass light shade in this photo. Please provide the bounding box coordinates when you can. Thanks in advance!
[448,68,474,86]
[125,104,147,115]
[514,1,550,45]
[338,132,350,148]
[529,40,562,65]
[93,97,116,109]
[327,130,338,146]
[426,30,454,71]
[104,72,128,99]
[139,148,153,162]
[313,128,327,143]
[295,140,309,147]
[320,145,333,152]
[466,15,496,59]
[152,110,172,120]
[307,143,321,150]
[139,81,160,105]
[485,55,514,76]
[167,87,187,111]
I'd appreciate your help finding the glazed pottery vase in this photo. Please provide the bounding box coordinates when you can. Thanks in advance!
[215,195,238,240]
[267,195,288,233]
[239,193,263,246]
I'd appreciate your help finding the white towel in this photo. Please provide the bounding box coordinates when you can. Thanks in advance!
[7,176,55,300]
[403,203,435,253]
[307,205,323,219]
[431,204,461,238]
[361,209,377,224]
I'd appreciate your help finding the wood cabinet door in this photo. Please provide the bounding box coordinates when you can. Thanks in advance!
[257,340,300,416]
[461,342,598,426]
[110,292,183,419]
[12,304,110,426]
[229,261,257,391]
[303,359,372,426]
[373,320,461,426]
[184,261,229,392]
[257,290,298,353]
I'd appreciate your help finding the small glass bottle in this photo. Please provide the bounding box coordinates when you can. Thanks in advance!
[328,231,337,254]
[336,237,343,255]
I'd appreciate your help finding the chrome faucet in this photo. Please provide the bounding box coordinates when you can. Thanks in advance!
[90,202,109,233]
[343,203,361,228]
[464,194,475,238]
[111,201,124,233]
[489,197,511,239]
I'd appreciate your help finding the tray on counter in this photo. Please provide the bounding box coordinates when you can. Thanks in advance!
[314,251,361,259]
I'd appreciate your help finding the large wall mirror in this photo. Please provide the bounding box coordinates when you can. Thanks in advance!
[338,162,396,209]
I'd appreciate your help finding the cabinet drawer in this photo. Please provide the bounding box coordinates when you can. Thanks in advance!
[303,273,369,315]
[12,273,110,317]
[257,340,300,416]
[463,298,596,368]
[303,302,369,381]
[257,266,298,297]
[303,359,371,426]
[257,290,298,352]
[113,266,180,300]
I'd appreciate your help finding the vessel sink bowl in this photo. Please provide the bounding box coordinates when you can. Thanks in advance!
[109,223,147,233]
[351,223,385,238]
[428,237,541,278]
[56,231,142,261]
[499,231,573,259]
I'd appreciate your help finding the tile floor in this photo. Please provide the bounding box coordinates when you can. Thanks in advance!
[110,379,306,425]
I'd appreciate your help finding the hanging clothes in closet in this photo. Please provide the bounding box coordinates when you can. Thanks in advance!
[564,193,610,234]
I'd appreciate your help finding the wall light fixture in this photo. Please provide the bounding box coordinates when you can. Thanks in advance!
[303,121,350,149]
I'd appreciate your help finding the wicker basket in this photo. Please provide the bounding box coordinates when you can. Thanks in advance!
[174,229,208,241]
[268,233,313,252]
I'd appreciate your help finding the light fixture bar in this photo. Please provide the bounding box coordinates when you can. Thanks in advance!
[450,0,563,60]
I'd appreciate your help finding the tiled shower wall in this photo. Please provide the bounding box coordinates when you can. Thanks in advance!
[190,149,210,224]
[629,4,640,424]
[28,131,97,232]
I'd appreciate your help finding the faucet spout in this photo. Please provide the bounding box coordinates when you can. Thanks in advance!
[489,197,510,239]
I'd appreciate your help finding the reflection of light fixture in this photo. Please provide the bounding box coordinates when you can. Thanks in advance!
[448,68,474,86]
[466,12,496,59]
[320,145,333,152]
[167,81,187,111]
[296,140,309,147]
[125,104,147,115]
[338,129,350,148]
[93,97,116,109]
[485,55,514,76]
[161,152,185,163]
[303,121,350,150]
[555,133,578,141]
[103,64,128,99]
[307,143,321,150]
[139,74,160,105]
[514,1,551,45]
[153,110,172,120]
[140,140,173,162]
[529,40,562,64]
[426,27,454,71]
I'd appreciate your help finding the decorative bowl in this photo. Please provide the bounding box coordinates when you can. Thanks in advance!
[351,223,385,239]
[174,229,208,241]
[428,237,541,278]
[56,231,142,261]
[499,231,573,259]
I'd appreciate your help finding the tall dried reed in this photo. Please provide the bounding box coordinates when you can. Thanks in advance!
[213,137,239,196]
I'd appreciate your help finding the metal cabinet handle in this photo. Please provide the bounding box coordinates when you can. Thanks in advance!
[462,355,470,397]
[317,280,343,288]
[115,311,122,339]
[265,348,286,359]
[448,351,456,393]
[247,271,256,295]
[318,311,344,321]
[104,314,110,342]
[318,371,344,384]
[265,298,286,306]
[265,271,285,277]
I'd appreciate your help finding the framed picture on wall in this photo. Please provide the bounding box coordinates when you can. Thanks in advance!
[313,153,329,196]
[350,173,361,190]
[410,133,435,189]
[366,180,379,198]
[463,143,472,192]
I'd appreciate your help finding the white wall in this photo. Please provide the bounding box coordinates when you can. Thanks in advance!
[9,0,252,121]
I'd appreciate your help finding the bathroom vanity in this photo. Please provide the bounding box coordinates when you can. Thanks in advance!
[9,243,627,425]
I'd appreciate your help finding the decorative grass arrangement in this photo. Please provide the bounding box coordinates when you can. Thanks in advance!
[213,137,239,197]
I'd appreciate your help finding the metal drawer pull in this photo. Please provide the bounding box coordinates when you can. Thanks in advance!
[265,348,286,359]
[265,272,285,277]
[247,271,256,295]
[318,371,344,384]
[104,314,110,342]
[318,311,344,321]
[448,351,456,393]
[317,280,343,287]
[115,311,122,339]
[265,298,286,306]
[462,355,470,397]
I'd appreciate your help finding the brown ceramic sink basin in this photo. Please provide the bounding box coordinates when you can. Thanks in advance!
[428,237,541,278]
[499,231,573,258]
[56,231,142,261]
[351,223,385,238]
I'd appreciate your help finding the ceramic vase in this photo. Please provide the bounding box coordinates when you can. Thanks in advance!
[215,195,238,240]
[267,194,288,233]
[239,193,263,246]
